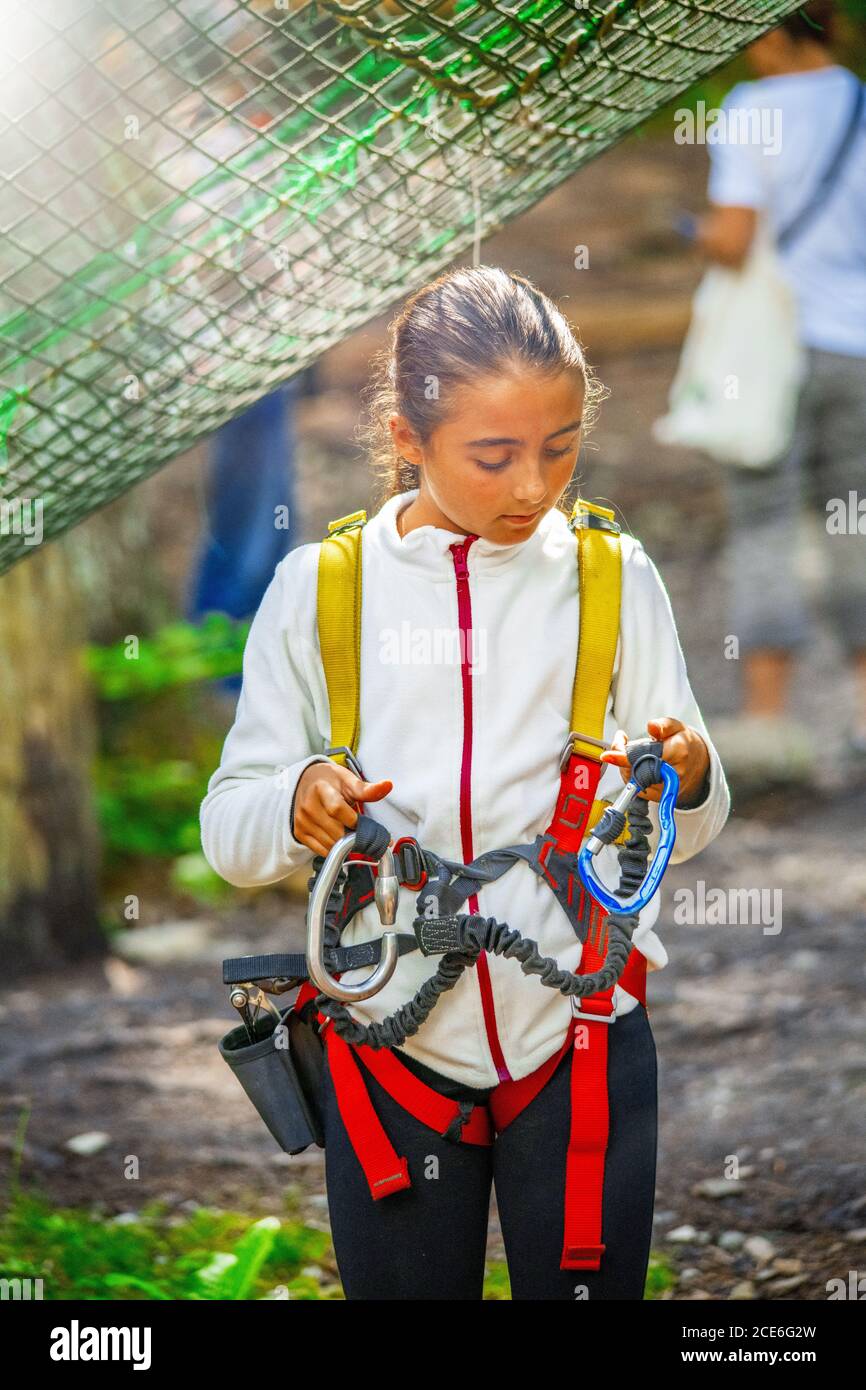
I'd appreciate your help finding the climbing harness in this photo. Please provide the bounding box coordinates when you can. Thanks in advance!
[218,498,680,1274]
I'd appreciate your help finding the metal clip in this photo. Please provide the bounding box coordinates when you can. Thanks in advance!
[578,752,680,915]
[325,745,367,780]
[230,983,287,1044]
[307,830,400,1001]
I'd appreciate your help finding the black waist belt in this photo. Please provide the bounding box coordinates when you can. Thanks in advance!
[222,933,419,986]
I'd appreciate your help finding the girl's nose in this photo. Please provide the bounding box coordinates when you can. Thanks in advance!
[509,473,546,504]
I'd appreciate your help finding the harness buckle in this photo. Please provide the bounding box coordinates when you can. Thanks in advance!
[571,995,618,1024]
[325,745,367,780]
[392,836,428,890]
[568,501,621,535]
[326,510,367,536]
[559,729,611,771]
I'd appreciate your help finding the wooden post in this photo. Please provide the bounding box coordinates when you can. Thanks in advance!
[0,539,104,973]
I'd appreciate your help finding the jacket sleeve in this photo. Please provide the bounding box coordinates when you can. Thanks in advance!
[610,537,731,866]
[705,82,768,210]
[199,552,331,888]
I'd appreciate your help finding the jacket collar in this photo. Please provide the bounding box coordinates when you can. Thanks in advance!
[368,488,569,580]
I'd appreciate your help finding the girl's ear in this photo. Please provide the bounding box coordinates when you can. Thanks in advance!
[390,413,423,469]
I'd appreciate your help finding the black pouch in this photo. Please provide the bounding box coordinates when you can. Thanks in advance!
[218,1001,325,1154]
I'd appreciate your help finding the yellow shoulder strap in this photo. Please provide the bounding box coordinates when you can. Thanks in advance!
[317,509,367,768]
[568,499,629,845]
[567,499,622,758]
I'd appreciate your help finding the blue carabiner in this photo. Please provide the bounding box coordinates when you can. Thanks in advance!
[577,760,679,916]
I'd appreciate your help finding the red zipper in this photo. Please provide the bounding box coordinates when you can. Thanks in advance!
[450,538,513,1083]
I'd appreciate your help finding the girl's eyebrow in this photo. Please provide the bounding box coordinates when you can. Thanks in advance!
[465,418,583,447]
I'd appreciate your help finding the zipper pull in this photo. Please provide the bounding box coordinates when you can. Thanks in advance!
[451,541,472,579]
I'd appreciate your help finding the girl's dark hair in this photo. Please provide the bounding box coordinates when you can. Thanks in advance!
[357,264,609,510]
[779,1,837,47]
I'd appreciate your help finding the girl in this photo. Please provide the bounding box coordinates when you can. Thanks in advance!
[201,265,731,1301]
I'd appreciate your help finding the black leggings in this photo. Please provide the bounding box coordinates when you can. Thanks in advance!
[321,1003,658,1300]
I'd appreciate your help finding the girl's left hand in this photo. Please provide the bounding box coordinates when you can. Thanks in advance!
[600,716,710,808]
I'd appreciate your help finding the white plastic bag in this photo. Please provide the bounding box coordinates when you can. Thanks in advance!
[652,216,807,469]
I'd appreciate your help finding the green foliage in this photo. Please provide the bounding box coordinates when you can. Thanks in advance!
[645,1250,679,1298]
[170,851,236,905]
[483,1251,678,1299]
[85,615,247,881]
[94,756,210,860]
[85,613,249,701]
[483,1260,512,1299]
[0,1189,339,1301]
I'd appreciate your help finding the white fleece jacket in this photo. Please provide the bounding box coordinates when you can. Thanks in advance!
[200,488,731,1089]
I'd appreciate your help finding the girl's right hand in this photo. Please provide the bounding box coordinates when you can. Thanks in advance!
[292,762,393,858]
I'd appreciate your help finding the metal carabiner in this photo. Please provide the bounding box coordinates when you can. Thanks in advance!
[306,829,400,1001]
[577,743,680,916]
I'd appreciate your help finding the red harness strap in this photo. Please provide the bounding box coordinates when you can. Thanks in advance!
[295,981,495,1205]
[323,1022,412,1199]
[331,1029,494,1146]
[559,905,613,1270]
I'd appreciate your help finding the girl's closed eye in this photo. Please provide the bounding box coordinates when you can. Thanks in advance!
[474,444,575,471]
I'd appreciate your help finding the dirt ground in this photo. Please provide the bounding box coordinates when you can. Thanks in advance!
[2,134,865,1300]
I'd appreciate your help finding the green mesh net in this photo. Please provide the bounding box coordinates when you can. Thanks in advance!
[0,0,804,575]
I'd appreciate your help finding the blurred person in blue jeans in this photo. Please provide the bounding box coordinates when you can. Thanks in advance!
[695,2,866,781]
[186,374,305,700]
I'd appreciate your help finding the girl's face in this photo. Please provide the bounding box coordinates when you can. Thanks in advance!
[390,367,585,543]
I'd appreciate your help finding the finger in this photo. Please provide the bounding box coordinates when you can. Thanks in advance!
[302,802,358,844]
[658,732,690,768]
[647,716,685,741]
[600,752,631,786]
[600,732,627,763]
[600,749,628,766]
[334,769,368,801]
[319,784,363,828]
[296,823,334,857]
[602,732,629,785]
[304,834,333,858]
[357,778,393,802]
[599,727,628,764]
[339,771,393,803]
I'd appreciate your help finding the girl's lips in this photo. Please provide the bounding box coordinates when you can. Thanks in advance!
[501,510,542,525]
